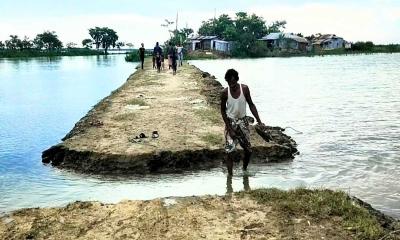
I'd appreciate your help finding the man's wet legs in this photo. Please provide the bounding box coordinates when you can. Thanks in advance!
[226,174,233,194]
[243,149,252,171]
[226,153,234,176]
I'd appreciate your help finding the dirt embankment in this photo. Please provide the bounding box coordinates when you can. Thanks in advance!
[1,189,399,240]
[42,59,297,174]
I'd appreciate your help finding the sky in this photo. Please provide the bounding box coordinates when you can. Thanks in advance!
[0,0,399,47]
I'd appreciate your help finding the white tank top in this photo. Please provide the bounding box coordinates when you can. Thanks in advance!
[226,84,246,119]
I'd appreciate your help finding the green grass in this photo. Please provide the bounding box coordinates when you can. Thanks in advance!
[111,113,136,121]
[237,188,389,240]
[194,108,221,125]
[200,133,223,146]
[126,98,147,106]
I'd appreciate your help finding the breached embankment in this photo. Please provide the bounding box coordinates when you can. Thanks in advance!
[41,59,297,174]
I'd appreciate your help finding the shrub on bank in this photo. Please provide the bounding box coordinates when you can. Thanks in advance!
[239,188,399,240]
[125,49,152,62]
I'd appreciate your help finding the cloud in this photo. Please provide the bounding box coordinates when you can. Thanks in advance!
[0,11,220,48]
[1,3,399,45]
[0,14,170,48]
[248,3,400,44]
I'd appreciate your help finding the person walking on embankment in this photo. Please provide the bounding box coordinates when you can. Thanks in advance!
[153,42,163,72]
[171,45,177,75]
[138,43,145,69]
[177,44,183,66]
[220,69,264,175]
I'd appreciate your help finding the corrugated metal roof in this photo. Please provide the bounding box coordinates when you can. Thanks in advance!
[260,32,282,40]
[260,33,308,43]
[284,34,309,43]
[188,35,218,41]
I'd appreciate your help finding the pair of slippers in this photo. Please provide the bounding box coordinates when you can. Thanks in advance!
[136,131,159,139]
[129,131,159,143]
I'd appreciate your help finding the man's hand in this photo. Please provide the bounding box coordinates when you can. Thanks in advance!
[256,122,265,127]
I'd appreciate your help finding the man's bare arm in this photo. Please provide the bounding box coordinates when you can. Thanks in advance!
[243,85,263,124]
[220,89,230,127]
[220,89,235,136]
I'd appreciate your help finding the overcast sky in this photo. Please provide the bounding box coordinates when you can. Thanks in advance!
[1,0,399,47]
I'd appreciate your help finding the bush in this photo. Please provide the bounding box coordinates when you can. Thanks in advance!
[351,41,374,51]
[125,51,140,62]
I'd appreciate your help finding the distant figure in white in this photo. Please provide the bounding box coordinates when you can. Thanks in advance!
[177,44,183,66]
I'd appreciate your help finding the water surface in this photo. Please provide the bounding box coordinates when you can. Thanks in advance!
[0,54,399,219]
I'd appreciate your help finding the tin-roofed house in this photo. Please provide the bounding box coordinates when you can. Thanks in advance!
[186,35,232,53]
[259,33,309,51]
[312,34,345,50]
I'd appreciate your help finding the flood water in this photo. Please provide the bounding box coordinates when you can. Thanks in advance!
[0,54,399,219]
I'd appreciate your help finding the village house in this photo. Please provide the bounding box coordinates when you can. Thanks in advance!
[312,34,345,50]
[259,33,310,51]
[185,35,232,53]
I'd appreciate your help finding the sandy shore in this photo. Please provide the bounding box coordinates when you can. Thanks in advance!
[42,59,297,174]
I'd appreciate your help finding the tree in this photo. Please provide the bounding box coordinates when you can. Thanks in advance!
[198,14,235,40]
[168,27,194,45]
[232,12,268,56]
[101,28,118,54]
[181,28,194,39]
[268,20,287,33]
[21,36,33,50]
[196,12,287,57]
[33,31,63,51]
[88,27,119,54]
[5,35,22,50]
[66,42,77,48]
[115,41,124,50]
[352,41,374,51]
[0,41,5,50]
[198,20,215,36]
[82,39,93,48]
[89,27,104,49]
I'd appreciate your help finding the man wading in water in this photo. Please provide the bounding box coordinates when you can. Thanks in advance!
[221,69,264,175]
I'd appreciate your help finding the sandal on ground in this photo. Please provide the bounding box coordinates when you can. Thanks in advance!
[152,131,159,139]
[139,133,147,138]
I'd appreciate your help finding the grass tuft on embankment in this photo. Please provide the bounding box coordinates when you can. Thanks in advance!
[126,99,147,106]
[194,109,221,125]
[200,133,224,146]
[237,188,395,240]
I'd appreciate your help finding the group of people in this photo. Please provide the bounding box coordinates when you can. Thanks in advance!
[138,42,184,75]
[139,42,265,176]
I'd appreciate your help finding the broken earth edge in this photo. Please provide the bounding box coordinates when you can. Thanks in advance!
[41,64,298,174]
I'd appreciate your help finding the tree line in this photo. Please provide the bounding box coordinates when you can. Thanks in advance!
[0,27,133,58]
[167,12,399,58]
[167,12,286,57]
